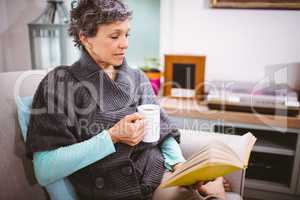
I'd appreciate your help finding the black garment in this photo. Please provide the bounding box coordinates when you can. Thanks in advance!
[26,50,180,200]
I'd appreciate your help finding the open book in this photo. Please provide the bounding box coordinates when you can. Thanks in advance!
[160,130,256,188]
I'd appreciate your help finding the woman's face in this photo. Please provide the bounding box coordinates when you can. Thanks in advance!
[82,19,130,68]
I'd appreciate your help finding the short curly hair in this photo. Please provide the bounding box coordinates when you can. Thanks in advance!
[69,0,132,48]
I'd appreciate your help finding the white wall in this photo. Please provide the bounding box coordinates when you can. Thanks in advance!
[160,0,300,82]
[124,0,160,68]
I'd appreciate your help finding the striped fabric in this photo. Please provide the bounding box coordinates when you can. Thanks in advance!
[27,49,180,200]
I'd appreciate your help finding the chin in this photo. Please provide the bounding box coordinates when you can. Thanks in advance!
[112,59,124,66]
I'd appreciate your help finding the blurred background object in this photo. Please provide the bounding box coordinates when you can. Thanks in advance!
[28,0,70,69]
[140,57,161,95]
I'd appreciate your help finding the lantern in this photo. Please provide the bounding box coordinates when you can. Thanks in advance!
[28,0,69,69]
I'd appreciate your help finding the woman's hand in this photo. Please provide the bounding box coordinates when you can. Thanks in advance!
[196,177,227,200]
[172,162,185,172]
[172,164,227,199]
[108,113,146,146]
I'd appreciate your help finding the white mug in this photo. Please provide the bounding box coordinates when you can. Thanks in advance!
[137,104,160,143]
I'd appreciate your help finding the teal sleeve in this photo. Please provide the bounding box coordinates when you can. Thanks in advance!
[46,178,78,200]
[160,136,186,171]
[33,130,116,186]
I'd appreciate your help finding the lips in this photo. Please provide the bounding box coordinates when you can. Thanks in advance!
[114,53,125,56]
[114,53,125,59]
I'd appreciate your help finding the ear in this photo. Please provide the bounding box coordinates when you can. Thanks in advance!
[79,32,93,50]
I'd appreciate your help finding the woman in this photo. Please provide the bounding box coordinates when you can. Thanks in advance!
[26,0,227,199]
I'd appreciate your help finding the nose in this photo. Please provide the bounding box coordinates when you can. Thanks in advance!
[119,36,128,49]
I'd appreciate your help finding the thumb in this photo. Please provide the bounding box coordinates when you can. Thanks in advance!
[196,181,205,188]
[125,113,143,122]
[196,181,206,192]
[197,184,208,194]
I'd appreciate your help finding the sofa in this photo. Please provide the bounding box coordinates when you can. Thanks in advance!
[0,70,244,199]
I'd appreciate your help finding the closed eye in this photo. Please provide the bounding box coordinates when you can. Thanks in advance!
[110,34,120,39]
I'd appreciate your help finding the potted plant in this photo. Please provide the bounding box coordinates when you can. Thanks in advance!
[140,57,161,95]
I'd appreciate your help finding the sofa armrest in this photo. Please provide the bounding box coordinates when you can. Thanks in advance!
[179,129,245,196]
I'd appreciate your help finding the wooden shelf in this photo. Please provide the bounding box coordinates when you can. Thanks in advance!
[159,97,300,200]
[159,97,300,129]
[253,140,295,156]
[245,178,291,194]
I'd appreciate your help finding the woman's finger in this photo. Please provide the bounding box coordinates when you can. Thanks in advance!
[134,119,145,131]
[132,120,145,136]
[196,181,205,188]
[222,177,232,192]
[224,183,232,192]
[134,127,145,141]
[125,113,143,122]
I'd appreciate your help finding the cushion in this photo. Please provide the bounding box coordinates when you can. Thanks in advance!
[16,96,78,200]
[16,96,33,141]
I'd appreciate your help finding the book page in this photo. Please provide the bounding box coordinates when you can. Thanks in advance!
[180,129,256,166]
[181,141,242,171]
[185,141,234,162]
[174,148,242,177]
[244,133,257,165]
